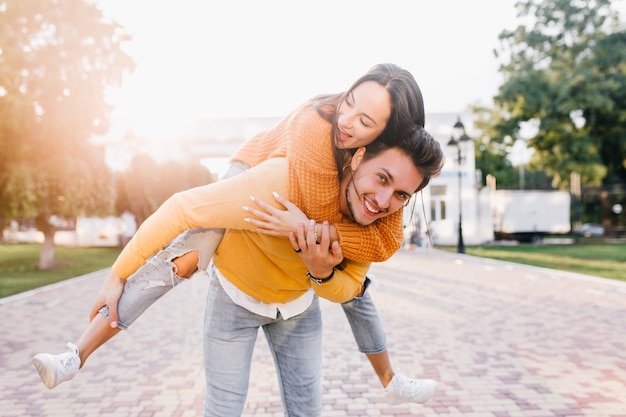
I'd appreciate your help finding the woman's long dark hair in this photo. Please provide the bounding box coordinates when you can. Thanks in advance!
[312,63,426,178]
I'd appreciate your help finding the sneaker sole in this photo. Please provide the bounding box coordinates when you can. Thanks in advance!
[32,356,55,389]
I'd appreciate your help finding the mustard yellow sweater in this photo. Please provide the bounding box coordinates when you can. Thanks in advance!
[231,101,403,262]
[112,159,370,303]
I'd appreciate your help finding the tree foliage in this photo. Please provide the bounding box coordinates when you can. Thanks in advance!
[0,0,134,268]
[490,0,626,189]
[114,154,217,226]
[472,105,520,188]
[472,104,558,190]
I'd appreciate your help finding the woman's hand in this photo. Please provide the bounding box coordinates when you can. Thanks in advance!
[244,191,309,237]
[89,271,125,328]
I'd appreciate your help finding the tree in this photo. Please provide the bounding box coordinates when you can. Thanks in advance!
[472,104,558,190]
[471,105,520,188]
[115,154,217,226]
[491,0,626,189]
[0,0,135,269]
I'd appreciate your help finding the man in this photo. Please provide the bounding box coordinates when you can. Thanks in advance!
[72,128,442,416]
[200,137,436,416]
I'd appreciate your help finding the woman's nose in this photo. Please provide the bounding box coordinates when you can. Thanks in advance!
[338,109,356,128]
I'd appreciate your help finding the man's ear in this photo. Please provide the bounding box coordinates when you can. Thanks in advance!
[350,147,367,171]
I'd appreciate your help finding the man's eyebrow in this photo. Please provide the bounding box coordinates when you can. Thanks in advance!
[380,166,413,195]
[381,167,393,182]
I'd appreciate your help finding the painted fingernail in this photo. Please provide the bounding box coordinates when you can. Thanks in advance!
[242,206,250,212]
[273,191,280,198]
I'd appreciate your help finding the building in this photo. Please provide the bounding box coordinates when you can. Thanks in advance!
[422,113,494,247]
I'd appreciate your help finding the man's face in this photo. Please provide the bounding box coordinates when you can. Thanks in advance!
[339,147,424,226]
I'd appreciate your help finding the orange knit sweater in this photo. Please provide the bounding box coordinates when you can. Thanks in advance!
[231,101,403,262]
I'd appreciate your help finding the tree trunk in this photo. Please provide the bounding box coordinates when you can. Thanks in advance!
[35,215,56,270]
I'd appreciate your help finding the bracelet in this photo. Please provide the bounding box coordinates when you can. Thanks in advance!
[307,269,335,285]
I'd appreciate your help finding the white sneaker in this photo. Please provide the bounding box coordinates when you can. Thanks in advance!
[32,342,81,389]
[384,373,438,405]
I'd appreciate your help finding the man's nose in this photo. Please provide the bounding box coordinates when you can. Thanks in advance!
[375,188,393,209]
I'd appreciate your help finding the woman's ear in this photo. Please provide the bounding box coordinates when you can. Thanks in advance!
[350,147,366,170]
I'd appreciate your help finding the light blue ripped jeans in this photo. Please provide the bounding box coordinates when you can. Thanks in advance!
[98,227,222,329]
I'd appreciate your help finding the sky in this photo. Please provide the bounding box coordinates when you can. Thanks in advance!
[99,0,526,140]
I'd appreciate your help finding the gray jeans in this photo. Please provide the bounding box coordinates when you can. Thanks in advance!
[203,271,322,416]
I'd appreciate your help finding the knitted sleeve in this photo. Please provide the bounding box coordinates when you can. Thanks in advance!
[333,210,404,262]
[230,129,282,167]
[229,101,313,167]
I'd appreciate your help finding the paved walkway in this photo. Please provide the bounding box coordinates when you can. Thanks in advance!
[1,249,625,417]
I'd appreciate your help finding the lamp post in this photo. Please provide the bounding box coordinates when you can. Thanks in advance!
[447,117,472,254]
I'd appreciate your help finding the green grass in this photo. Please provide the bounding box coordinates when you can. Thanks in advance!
[439,242,626,282]
[0,243,122,298]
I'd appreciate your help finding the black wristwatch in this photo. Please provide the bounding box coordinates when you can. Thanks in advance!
[307,269,335,285]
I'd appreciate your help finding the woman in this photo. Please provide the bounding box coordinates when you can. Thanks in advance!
[33,63,440,406]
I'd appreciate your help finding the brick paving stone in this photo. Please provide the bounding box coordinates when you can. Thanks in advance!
[1,249,625,416]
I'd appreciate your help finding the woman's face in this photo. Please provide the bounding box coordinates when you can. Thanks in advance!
[335,80,392,149]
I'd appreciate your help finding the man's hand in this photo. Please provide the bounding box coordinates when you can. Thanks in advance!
[244,192,309,237]
[290,220,343,278]
[89,271,125,328]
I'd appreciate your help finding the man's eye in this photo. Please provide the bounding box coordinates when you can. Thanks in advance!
[396,192,410,202]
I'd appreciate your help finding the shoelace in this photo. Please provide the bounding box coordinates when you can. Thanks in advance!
[61,343,80,366]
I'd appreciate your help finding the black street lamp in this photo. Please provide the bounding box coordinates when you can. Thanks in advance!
[447,117,472,254]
